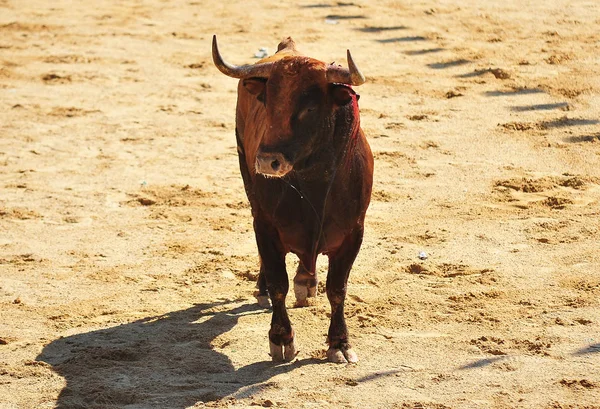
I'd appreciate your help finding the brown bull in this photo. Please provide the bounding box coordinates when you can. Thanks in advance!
[212,36,373,363]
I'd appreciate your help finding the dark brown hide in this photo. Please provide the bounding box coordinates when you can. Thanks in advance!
[215,36,373,363]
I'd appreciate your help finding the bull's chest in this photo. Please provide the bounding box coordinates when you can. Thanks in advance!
[253,178,353,257]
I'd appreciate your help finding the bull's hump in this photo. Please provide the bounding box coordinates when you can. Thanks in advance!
[256,37,301,64]
[277,37,297,52]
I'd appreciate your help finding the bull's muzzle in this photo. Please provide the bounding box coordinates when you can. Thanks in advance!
[255,152,292,177]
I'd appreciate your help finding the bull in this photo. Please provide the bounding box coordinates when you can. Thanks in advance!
[212,35,373,363]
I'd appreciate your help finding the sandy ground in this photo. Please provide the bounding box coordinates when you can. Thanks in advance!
[1,0,600,408]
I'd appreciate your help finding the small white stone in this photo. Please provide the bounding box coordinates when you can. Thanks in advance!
[254,48,269,58]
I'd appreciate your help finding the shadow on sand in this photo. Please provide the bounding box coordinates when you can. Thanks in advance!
[37,301,321,409]
[404,47,444,55]
[541,118,600,129]
[376,36,427,43]
[564,134,600,143]
[484,88,545,97]
[300,2,356,8]
[572,343,600,356]
[457,356,506,370]
[427,59,471,70]
[355,25,408,33]
[510,102,569,112]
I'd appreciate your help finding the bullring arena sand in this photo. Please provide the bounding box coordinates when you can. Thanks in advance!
[1,0,600,408]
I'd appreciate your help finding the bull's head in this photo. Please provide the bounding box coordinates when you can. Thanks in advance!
[212,35,365,177]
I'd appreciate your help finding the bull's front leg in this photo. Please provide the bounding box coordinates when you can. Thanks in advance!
[235,129,273,308]
[326,225,364,364]
[254,219,298,362]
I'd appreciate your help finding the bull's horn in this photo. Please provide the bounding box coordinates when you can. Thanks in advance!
[212,35,273,79]
[326,49,366,86]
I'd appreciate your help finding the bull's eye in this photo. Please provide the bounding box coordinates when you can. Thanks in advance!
[298,106,317,121]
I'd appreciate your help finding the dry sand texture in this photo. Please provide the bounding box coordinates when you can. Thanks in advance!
[1,0,600,408]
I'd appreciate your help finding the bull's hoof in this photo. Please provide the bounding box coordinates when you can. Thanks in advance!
[269,339,298,362]
[254,293,271,309]
[326,347,358,364]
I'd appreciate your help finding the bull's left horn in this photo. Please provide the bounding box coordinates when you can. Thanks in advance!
[212,35,273,79]
[346,50,366,86]
[326,49,366,86]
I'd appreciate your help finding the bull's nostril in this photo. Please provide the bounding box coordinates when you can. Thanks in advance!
[271,159,281,171]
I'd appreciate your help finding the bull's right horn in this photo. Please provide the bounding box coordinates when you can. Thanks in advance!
[212,35,273,79]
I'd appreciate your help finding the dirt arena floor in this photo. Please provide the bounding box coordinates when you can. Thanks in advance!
[1,0,600,408]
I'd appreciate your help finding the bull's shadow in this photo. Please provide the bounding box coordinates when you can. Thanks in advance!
[37,300,320,409]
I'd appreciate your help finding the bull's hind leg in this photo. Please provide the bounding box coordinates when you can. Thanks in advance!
[293,263,317,307]
[254,220,297,362]
[254,264,271,308]
[326,225,363,364]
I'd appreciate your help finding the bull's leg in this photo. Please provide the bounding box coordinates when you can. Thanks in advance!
[236,130,271,309]
[254,263,271,308]
[254,220,297,362]
[293,263,317,308]
[326,225,363,364]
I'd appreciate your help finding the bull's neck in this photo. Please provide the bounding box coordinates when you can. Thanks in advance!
[295,105,361,180]
[287,122,360,267]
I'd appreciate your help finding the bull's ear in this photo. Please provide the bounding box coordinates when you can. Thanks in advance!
[331,84,358,106]
[243,78,266,95]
